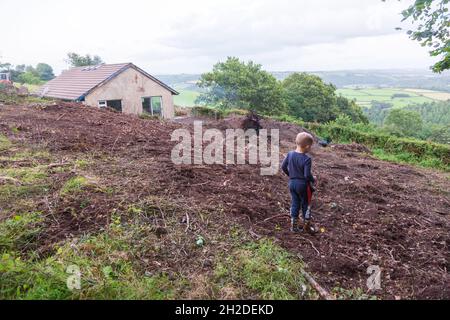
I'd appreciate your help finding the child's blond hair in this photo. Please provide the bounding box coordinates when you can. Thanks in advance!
[296,132,314,148]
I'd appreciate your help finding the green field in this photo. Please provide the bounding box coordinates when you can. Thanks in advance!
[176,87,449,109]
[174,89,200,107]
[13,82,41,93]
[336,88,440,108]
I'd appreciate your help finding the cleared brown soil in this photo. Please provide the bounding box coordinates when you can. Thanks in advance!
[1,102,449,299]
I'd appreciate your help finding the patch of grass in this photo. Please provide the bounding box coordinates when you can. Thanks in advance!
[191,106,225,119]
[0,135,12,152]
[0,165,50,202]
[0,212,43,253]
[214,239,312,300]
[1,167,48,184]
[0,92,52,105]
[10,150,52,162]
[0,232,175,300]
[74,159,90,169]
[372,148,448,171]
[61,176,89,195]
[174,89,201,107]
[223,108,249,117]
[13,82,41,93]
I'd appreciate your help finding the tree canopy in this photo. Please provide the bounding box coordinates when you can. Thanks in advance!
[35,63,55,81]
[384,108,423,137]
[395,0,450,73]
[282,73,368,123]
[0,60,54,84]
[66,53,104,67]
[196,57,286,115]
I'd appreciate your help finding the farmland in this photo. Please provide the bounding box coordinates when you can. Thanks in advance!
[337,88,449,108]
[174,89,200,107]
[173,86,450,109]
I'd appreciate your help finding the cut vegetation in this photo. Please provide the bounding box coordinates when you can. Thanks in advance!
[1,100,449,300]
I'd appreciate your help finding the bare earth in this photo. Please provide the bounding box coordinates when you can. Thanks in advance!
[1,103,449,299]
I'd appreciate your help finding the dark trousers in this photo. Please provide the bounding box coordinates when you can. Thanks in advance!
[289,179,308,219]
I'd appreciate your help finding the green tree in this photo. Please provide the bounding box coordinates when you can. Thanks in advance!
[395,0,450,73]
[384,108,424,137]
[282,73,338,122]
[66,52,104,67]
[35,63,55,81]
[0,60,11,72]
[282,73,367,123]
[427,124,450,144]
[196,57,286,115]
[18,72,42,85]
[10,65,25,82]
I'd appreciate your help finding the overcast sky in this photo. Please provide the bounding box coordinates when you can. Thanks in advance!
[0,0,440,75]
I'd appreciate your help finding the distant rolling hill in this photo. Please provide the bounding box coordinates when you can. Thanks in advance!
[156,69,450,107]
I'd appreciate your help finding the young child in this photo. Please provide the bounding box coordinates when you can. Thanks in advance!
[281,132,316,233]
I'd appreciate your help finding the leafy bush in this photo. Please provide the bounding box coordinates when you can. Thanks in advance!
[18,72,43,85]
[305,122,450,169]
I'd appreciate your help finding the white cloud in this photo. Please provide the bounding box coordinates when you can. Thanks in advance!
[0,0,437,74]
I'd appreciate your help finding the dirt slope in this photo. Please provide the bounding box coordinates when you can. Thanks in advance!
[1,103,449,299]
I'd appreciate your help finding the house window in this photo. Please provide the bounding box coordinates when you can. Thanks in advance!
[142,96,163,116]
[98,100,122,112]
[107,100,122,112]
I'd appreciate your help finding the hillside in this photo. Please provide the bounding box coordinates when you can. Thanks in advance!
[158,69,450,91]
[0,102,449,299]
[157,70,450,107]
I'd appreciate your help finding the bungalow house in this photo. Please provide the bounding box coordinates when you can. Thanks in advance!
[37,63,178,119]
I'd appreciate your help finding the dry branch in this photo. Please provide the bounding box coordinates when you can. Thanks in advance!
[301,269,335,300]
[0,176,22,185]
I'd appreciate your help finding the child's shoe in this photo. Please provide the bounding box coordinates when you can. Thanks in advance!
[290,218,301,233]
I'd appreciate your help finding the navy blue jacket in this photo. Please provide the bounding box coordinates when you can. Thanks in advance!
[281,151,315,182]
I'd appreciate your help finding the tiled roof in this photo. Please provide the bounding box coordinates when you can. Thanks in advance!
[36,63,178,100]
